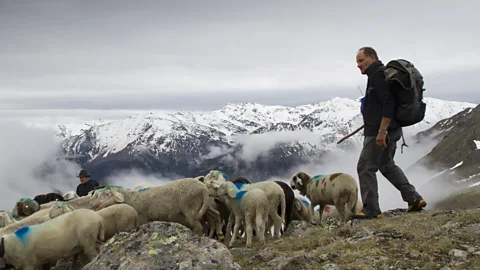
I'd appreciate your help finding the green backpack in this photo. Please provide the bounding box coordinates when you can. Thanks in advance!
[384,59,427,127]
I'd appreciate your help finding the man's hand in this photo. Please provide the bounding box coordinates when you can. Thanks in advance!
[376,132,387,148]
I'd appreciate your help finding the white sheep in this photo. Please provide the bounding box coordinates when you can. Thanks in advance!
[0,208,105,270]
[205,179,269,248]
[204,170,228,182]
[291,197,312,222]
[318,198,363,223]
[0,211,16,229]
[0,201,75,236]
[48,201,76,219]
[290,172,359,224]
[88,178,214,236]
[131,183,155,191]
[229,181,286,238]
[50,203,140,241]
[63,191,79,201]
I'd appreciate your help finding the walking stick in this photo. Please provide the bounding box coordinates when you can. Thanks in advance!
[336,125,364,144]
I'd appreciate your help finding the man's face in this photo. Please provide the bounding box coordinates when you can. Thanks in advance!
[80,176,88,184]
[356,49,375,75]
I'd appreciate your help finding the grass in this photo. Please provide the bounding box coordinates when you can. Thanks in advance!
[230,192,480,269]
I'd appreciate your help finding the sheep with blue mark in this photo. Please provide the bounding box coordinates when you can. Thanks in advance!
[0,208,105,270]
[290,171,360,225]
[229,181,286,238]
[131,183,155,191]
[204,178,269,248]
[88,179,214,236]
[291,197,312,222]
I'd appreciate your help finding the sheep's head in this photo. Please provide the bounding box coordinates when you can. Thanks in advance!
[0,211,16,228]
[63,191,79,201]
[48,201,75,219]
[290,172,310,196]
[89,189,125,211]
[293,197,311,221]
[204,170,228,183]
[204,179,237,199]
[12,198,40,217]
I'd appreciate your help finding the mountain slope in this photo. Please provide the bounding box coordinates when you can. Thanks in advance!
[411,104,480,190]
[57,97,476,181]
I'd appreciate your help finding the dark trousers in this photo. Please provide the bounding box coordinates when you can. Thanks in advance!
[357,128,423,216]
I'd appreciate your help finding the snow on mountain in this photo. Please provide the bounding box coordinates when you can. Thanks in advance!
[55,96,476,180]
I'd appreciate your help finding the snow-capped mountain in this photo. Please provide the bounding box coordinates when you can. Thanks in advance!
[57,97,476,180]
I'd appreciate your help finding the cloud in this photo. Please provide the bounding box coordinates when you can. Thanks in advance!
[1,1,479,111]
[101,168,183,189]
[0,120,82,210]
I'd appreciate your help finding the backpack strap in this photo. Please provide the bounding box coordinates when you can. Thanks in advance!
[400,134,408,154]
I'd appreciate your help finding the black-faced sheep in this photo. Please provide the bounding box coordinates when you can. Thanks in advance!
[205,179,269,248]
[290,172,359,224]
[11,198,40,218]
[88,178,214,236]
[33,192,65,205]
[0,208,105,270]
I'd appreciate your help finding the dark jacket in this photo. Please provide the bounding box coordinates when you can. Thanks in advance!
[76,180,99,197]
[361,60,400,136]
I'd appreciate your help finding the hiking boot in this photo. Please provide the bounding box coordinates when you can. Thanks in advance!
[407,199,427,212]
[351,211,382,220]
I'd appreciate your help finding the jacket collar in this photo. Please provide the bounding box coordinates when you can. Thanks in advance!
[365,60,384,77]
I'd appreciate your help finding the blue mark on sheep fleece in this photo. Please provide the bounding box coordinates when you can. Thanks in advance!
[138,188,149,192]
[14,226,31,245]
[219,171,228,181]
[235,190,247,201]
[234,182,245,189]
[301,199,310,207]
[311,175,327,182]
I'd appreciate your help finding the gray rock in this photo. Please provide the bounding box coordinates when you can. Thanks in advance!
[82,221,240,270]
[282,220,317,237]
[449,248,468,259]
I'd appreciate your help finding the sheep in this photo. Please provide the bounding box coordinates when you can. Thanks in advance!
[204,170,228,182]
[88,178,214,236]
[0,201,75,236]
[33,192,65,205]
[48,201,76,219]
[131,183,154,191]
[50,203,140,241]
[318,198,363,223]
[0,208,105,270]
[205,178,269,248]
[12,198,40,218]
[0,211,16,229]
[290,171,359,224]
[194,176,224,239]
[40,191,104,211]
[291,197,312,222]
[63,191,79,201]
[273,181,295,231]
[232,181,286,238]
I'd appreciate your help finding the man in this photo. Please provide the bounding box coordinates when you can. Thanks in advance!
[352,47,427,219]
[76,169,99,197]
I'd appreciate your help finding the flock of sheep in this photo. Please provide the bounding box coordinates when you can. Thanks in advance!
[0,169,362,270]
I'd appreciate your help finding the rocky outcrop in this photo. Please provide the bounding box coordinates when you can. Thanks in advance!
[82,221,240,270]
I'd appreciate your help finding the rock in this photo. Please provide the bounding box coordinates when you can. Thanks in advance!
[408,250,422,259]
[449,248,468,259]
[276,255,312,270]
[322,263,340,270]
[462,222,480,234]
[460,244,476,253]
[382,208,408,217]
[82,221,240,270]
[282,220,317,237]
[248,247,278,263]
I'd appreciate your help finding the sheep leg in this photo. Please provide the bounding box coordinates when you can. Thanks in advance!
[309,203,318,225]
[68,253,80,270]
[317,205,325,224]
[334,200,348,225]
[224,213,235,246]
[256,212,267,246]
[245,216,254,248]
[229,218,242,248]
[268,207,282,238]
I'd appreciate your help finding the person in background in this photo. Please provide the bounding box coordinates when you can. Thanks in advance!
[76,169,99,197]
[352,46,427,220]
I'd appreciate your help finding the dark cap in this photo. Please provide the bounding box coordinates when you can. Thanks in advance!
[77,170,90,178]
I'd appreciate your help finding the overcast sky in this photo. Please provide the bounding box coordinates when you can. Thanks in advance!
[1,0,479,124]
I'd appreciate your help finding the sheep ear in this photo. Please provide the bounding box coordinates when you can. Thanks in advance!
[226,182,237,198]
[113,192,124,203]
[294,200,302,211]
